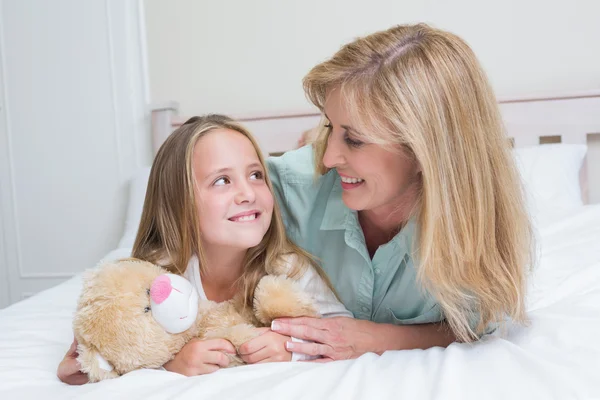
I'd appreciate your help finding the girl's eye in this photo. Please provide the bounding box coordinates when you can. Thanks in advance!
[250,171,263,180]
[214,176,231,186]
[324,123,332,129]
[144,306,151,313]
[343,132,364,148]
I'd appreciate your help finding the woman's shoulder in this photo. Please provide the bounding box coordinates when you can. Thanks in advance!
[266,145,316,184]
[267,146,339,227]
[267,145,338,198]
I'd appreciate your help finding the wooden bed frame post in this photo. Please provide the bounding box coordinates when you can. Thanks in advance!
[150,101,179,155]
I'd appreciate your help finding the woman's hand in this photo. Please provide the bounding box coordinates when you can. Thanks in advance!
[272,317,457,359]
[57,338,89,385]
[163,338,237,376]
[238,327,292,363]
[270,317,376,362]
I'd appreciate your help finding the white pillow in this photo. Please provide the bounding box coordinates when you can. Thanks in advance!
[513,144,587,222]
[118,167,151,249]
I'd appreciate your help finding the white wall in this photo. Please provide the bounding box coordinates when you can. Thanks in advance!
[144,0,600,116]
[144,0,600,203]
[0,0,150,307]
[2,0,595,308]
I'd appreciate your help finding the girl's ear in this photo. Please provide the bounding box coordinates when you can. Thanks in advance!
[76,340,119,383]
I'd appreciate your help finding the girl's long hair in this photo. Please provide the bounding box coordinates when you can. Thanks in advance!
[132,114,334,307]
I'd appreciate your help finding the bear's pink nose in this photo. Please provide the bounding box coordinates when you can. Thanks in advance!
[150,275,172,304]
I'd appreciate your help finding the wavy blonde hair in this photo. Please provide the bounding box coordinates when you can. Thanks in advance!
[304,23,534,342]
[132,114,331,307]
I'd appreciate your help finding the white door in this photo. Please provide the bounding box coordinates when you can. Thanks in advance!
[0,0,151,308]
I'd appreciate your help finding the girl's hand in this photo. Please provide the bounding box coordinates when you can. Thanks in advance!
[270,317,374,362]
[57,338,89,385]
[238,328,292,363]
[163,338,237,376]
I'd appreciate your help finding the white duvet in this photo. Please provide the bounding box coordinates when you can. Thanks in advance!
[1,206,599,400]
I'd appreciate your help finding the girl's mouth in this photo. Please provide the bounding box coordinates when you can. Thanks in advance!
[229,211,260,222]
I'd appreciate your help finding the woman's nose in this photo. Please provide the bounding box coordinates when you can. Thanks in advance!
[322,133,345,169]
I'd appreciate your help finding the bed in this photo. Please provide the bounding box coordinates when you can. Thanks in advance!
[1,91,599,399]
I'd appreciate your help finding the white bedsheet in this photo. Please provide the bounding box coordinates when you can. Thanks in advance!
[1,206,599,400]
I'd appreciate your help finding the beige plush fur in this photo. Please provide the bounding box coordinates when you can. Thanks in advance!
[73,259,317,382]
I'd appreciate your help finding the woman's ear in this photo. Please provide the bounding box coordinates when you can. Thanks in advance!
[76,340,119,383]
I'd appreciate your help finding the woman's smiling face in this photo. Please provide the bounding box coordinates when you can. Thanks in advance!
[321,89,421,214]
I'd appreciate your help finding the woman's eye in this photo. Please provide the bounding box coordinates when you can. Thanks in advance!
[214,176,230,186]
[250,171,263,180]
[324,123,332,129]
[144,306,151,313]
[343,132,364,148]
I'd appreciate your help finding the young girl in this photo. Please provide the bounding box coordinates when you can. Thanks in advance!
[58,114,351,383]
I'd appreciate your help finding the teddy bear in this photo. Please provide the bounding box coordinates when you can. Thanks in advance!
[72,258,318,382]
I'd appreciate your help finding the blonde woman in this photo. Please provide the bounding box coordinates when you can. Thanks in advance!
[263,23,533,360]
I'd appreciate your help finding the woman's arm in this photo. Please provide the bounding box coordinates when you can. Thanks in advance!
[239,261,353,363]
[284,262,353,361]
[271,317,457,361]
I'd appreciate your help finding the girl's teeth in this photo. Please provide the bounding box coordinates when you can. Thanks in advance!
[234,214,256,222]
[341,177,364,184]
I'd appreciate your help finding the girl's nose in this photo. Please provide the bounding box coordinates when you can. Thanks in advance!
[235,181,256,204]
[150,275,172,304]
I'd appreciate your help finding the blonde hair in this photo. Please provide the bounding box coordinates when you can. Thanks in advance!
[304,23,534,342]
[132,114,331,307]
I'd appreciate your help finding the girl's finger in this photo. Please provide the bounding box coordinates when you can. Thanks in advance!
[196,363,220,375]
[240,347,271,364]
[202,338,237,354]
[202,350,231,368]
[238,334,269,356]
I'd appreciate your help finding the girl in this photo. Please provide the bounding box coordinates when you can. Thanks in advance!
[58,114,351,383]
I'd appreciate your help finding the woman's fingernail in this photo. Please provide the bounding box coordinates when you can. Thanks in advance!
[271,321,280,331]
[285,341,294,350]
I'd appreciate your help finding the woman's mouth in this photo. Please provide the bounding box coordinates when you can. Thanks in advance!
[339,174,364,190]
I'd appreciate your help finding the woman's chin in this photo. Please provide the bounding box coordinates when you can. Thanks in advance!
[341,193,368,211]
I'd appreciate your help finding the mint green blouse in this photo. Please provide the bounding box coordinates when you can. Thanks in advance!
[267,146,443,325]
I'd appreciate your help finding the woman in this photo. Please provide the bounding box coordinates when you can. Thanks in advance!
[262,22,533,360]
[58,23,532,381]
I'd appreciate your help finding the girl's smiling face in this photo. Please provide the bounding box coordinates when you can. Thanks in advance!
[192,129,273,251]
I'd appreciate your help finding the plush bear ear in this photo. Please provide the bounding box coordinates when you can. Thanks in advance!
[76,340,120,383]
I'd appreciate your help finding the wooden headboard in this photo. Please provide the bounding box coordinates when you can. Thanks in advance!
[150,90,600,203]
